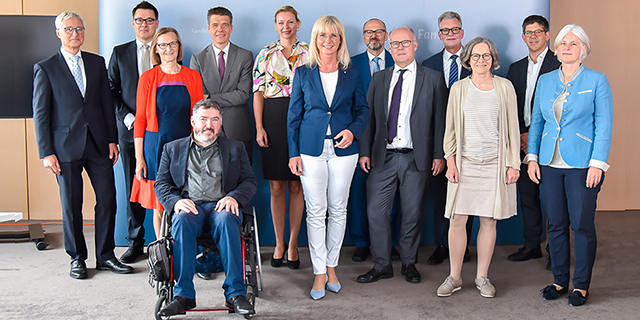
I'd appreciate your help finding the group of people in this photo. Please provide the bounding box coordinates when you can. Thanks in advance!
[31,1,612,317]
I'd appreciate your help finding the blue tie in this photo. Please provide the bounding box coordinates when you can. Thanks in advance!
[387,69,407,143]
[449,54,458,88]
[70,55,84,97]
[373,56,381,74]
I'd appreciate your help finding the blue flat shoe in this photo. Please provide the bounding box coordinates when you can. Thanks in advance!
[310,288,325,300]
[326,281,341,293]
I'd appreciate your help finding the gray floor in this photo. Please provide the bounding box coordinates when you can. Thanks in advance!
[2,211,640,320]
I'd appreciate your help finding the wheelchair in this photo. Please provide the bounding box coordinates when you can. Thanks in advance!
[151,206,263,319]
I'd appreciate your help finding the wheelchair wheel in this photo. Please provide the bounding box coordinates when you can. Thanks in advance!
[154,289,170,320]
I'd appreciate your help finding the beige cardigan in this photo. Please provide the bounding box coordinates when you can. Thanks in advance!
[443,76,520,220]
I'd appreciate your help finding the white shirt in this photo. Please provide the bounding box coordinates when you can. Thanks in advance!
[212,43,230,69]
[524,47,548,127]
[387,60,417,149]
[136,39,153,76]
[367,51,386,76]
[320,70,339,135]
[60,47,86,97]
[442,47,463,88]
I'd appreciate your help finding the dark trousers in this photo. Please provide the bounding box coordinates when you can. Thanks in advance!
[539,166,602,290]
[367,151,429,271]
[518,161,544,249]
[430,169,473,247]
[57,132,116,262]
[172,202,245,300]
[118,130,146,248]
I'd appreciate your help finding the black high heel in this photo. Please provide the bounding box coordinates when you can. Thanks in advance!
[287,248,300,269]
[271,244,288,268]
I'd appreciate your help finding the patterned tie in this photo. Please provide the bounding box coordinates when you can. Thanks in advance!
[449,54,458,88]
[140,44,150,75]
[218,51,225,82]
[70,55,84,97]
[387,69,407,143]
[373,56,381,74]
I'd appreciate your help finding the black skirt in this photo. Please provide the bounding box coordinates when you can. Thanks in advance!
[261,97,299,181]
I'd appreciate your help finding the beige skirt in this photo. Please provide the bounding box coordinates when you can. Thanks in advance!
[453,156,498,217]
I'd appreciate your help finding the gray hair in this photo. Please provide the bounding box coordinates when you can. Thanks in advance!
[362,18,387,33]
[55,11,84,29]
[461,36,500,71]
[192,99,222,115]
[437,11,462,29]
[553,24,591,62]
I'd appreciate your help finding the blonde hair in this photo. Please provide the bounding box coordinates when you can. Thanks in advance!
[553,24,591,62]
[274,5,299,23]
[150,27,184,65]
[308,15,350,70]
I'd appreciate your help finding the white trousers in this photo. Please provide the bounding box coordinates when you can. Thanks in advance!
[300,139,358,274]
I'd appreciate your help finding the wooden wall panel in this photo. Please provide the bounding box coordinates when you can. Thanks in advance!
[23,0,99,54]
[550,0,640,210]
[26,120,97,220]
[0,119,28,218]
[0,0,22,15]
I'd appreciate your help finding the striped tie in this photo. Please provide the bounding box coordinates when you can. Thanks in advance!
[449,54,458,88]
[70,55,84,97]
[373,56,381,74]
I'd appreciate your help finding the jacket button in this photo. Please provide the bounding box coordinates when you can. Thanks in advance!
[561,119,566,122]
[559,138,564,141]
[566,92,571,96]
[567,83,572,87]
[564,99,568,103]
[563,110,567,112]
[327,112,331,115]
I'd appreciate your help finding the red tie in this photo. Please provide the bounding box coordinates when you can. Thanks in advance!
[218,51,225,82]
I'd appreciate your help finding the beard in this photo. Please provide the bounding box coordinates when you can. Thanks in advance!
[194,127,218,144]
[367,40,383,51]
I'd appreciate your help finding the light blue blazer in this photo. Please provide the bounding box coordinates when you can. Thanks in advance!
[527,65,613,168]
[287,64,369,158]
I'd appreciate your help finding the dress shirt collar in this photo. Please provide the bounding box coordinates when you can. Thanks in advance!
[367,50,385,64]
[528,47,548,65]
[60,46,82,61]
[212,42,230,59]
[136,38,152,50]
[443,46,463,61]
[557,64,584,83]
[190,134,219,150]
[393,59,417,74]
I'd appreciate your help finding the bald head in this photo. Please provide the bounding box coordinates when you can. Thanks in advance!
[388,27,418,68]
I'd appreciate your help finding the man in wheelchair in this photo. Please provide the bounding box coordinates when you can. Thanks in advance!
[154,99,257,316]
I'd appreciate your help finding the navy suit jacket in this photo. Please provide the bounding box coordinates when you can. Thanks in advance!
[287,64,369,157]
[107,40,139,142]
[33,50,117,162]
[350,50,394,94]
[154,136,257,215]
[421,49,471,89]
[506,51,561,133]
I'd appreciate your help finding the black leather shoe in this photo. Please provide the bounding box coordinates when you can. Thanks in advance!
[70,260,87,279]
[541,284,568,300]
[357,268,393,283]
[391,247,401,261]
[352,247,370,262]
[568,290,589,307]
[196,272,213,280]
[508,246,543,261]
[428,245,448,265]
[401,264,421,283]
[225,295,255,315]
[287,248,300,269]
[158,296,196,317]
[96,258,134,274]
[119,246,144,263]
[463,248,471,263]
[270,244,287,268]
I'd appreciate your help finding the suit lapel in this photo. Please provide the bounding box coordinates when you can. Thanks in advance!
[540,51,556,74]
[57,52,84,100]
[223,44,238,89]
[384,50,394,68]
[382,67,393,118]
[330,69,348,109]
[309,67,330,110]
[207,44,223,86]
[411,66,425,113]
[127,41,140,78]
[177,138,190,188]
[218,137,229,191]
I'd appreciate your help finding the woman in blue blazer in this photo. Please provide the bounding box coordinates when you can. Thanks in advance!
[287,15,369,300]
[526,24,613,307]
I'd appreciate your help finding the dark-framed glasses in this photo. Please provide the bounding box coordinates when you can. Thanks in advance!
[59,26,85,34]
[134,18,156,25]
[439,27,462,35]
[470,53,492,61]
[389,40,413,48]
[524,29,545,37]
[363,29,386,37]
[156,41,179,50]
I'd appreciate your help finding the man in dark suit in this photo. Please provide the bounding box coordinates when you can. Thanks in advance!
[506,15,560,264]
[155,99,256,317]
[357,27,447,284]
[190,6,254,162]
[348,18,398,263]
[32,11,133,279]
[107,0,159,263]
[421,11,473,266]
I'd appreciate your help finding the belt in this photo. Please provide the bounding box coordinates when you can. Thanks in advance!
[387,148,412,154]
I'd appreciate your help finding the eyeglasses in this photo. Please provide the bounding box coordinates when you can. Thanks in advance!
[134,18,156,25]
[389,40,413,48]
[470,53,492,61]
[363,29,386,37]
[439,27,462,35]
[59,27,85,35]
[156,41,179,50]
[523,29,545,37]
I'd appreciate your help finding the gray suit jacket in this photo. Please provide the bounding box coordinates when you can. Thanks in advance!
[190,43,254,142]
[359,62,447,172]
